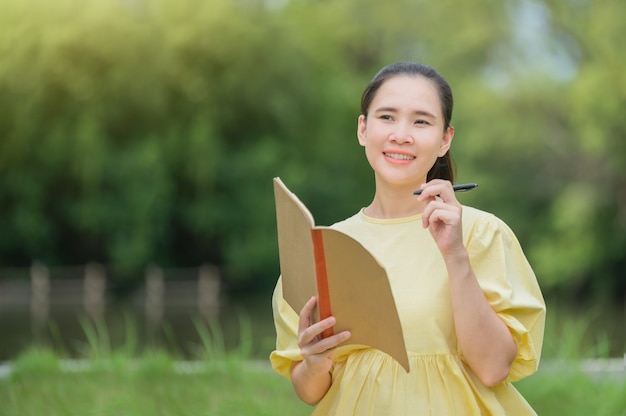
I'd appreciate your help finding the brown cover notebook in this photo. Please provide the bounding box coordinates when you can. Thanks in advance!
[274,177,409,372]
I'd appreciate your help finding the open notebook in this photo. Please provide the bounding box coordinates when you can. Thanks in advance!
[274,177,409,372]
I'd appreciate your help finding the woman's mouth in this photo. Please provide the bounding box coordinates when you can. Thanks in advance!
[383,152,415,161]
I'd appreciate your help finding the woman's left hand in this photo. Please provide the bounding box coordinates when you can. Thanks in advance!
[416,179,465,256]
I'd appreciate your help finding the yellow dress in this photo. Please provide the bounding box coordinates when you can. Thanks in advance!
[271,206,546,415]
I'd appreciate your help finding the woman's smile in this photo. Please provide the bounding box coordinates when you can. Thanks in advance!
[383,151,416,164]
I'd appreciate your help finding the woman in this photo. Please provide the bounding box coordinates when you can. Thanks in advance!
[271,61,546,415]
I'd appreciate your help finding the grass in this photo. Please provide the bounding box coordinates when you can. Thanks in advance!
[0,309,623,416]
[515,366,624,416]
[510,302,625,416]
[1,347,311,416]
[1,315,312,416]
[2,347,622,416]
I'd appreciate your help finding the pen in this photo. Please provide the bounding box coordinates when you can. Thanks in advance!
[413,183,478,195]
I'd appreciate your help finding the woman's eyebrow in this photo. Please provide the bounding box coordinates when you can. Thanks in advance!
[374,107,437,118]
[374,106,398,113]
[413,110,437,119]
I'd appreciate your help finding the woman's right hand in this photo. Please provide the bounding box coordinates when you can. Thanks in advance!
[296,296,351,377]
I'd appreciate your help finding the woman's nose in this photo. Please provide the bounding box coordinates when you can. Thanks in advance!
[389,123,413,143]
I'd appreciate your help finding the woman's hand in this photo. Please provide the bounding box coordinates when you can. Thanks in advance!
[297,296,351,375]
[290,296,351,405]
[416,179,465,256]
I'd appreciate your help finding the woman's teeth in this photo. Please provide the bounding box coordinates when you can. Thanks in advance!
[384,152,415,160]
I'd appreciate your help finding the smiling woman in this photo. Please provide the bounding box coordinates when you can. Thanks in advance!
[270,62,546,415]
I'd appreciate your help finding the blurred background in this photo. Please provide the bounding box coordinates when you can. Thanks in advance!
[0,0,623,362]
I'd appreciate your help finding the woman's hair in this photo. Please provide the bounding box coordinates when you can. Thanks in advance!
[360,62,456,183]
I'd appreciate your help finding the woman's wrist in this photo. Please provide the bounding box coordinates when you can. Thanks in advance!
[291,360,332,405]
[442,245,469,265]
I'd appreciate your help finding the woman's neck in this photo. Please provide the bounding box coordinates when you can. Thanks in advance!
[364,181,426,219]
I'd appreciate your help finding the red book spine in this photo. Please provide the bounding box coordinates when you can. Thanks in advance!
[311,229,334,338]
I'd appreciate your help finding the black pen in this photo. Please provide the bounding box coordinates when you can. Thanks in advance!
[413,183,478,195]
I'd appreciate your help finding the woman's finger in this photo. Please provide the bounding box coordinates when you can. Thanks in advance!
[422,200,456,228]
[299,315,335,346]
[298,296,317,332]
[416,179,449,200]
[302,330,351,356]
[417,180,462,207]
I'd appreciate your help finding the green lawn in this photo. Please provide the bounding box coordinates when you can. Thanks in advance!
[1,308,623,416]
[0,348,311,416]
[515,364,624,416]
[1,347,622,416]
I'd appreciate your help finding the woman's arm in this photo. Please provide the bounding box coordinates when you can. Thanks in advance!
[290,296,351,405]
[443,251,518,386]
[419,180,517,386]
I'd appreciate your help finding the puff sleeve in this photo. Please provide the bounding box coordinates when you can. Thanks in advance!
[269,277,302,379]
[464,212,546,382]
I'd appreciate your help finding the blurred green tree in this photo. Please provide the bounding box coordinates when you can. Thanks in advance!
[0,0,622,299]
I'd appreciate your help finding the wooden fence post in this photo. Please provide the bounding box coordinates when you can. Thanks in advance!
[30,261,50,335]
[145,265,164,330]
[84,262,106,322]
[198,264,220,321]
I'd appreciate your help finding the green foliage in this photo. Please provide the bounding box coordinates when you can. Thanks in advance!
[2,310,623,415]
[2,348,311,415]
[515,368,624,416]
[191,313,254,362]
[9,347,60,379]
[541,298,620,359]
[76,316,112,359]
[0,0,623,299]
[2,345,623,416]
[2,314,310,415]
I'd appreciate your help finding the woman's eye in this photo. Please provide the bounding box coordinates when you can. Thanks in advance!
[415,119,429,125]
[380,115,393,121]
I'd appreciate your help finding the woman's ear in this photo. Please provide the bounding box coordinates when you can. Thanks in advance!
[357,114,367,147]
[438,126,454,156]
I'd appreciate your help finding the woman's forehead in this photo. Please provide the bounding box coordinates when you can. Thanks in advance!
[372,76,441,111]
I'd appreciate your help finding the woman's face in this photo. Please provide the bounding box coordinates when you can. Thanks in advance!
[357,75,453,189]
